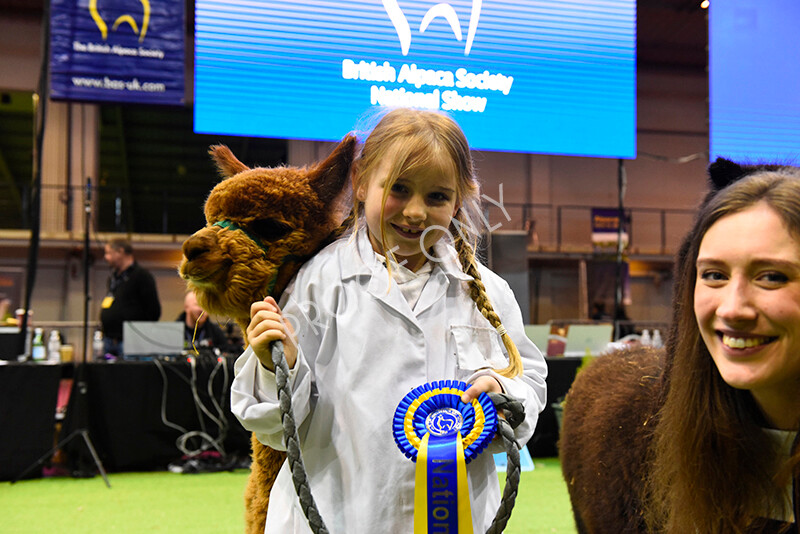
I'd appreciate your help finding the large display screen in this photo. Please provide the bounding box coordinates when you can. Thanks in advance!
[710,1,800,162]
[194,0,636,157]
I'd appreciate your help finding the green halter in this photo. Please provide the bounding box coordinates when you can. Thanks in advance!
[213,219,311,296]
[214,220,270,255]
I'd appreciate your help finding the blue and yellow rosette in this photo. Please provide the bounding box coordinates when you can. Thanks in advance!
[393,380,498,534]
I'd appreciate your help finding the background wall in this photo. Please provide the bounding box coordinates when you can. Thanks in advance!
[0,4,710,353]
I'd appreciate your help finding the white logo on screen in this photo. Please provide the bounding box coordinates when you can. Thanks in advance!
[383,0,482,56]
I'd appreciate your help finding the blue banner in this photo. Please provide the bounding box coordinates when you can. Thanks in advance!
[50,0,184,105]
[194,0,635,158]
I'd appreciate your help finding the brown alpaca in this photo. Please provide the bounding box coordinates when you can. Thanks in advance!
[558,347,664,533]
[179,135,357,534]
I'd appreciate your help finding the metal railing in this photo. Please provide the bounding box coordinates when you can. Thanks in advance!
[484,202,696,256]
[2,184,696,255]
[2,183,206,236]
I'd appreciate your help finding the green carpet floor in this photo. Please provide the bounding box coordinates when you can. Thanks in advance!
[0,458,577,533]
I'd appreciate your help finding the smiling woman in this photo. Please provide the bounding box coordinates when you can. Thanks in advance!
[646,165,800,534]
[695,202,800,430]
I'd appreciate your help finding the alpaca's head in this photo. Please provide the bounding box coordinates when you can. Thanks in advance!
[179,135,357,326]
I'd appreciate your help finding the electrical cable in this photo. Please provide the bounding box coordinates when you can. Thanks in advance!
[190,356,228,435]
[153,358,189,435]
[187,311,231,447]
[188,356,229,456]
[154,356,228,458]
[206,356,230,439]
[135,318,232,458]
[188,356,208,435]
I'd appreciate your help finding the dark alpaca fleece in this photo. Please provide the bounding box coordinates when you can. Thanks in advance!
[179,136,356,534]
[558,158,776,533]
[558,347,663,533]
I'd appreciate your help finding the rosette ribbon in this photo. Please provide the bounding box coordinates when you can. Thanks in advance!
[393,380,498,534]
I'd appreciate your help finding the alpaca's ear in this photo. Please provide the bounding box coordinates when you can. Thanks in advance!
[306,134,358,206]
[707,157,745,192]
[209,145,250,178]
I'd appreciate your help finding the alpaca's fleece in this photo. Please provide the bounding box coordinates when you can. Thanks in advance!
[558,347,664,533]
[179,135,357,534]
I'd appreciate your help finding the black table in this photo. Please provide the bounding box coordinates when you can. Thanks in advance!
[2,355,581,479]
[0,363,62,480]
[60,358,251,473]
[527,357,583,457]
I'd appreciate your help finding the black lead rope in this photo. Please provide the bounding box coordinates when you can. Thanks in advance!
[270,341,523,534]
[486,392,525,534]
[271,341,330,534]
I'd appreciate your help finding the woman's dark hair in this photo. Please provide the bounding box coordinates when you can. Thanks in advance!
[646,167,800,533]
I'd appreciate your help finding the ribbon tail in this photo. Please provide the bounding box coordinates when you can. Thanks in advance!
[414,433,429,534]
[456,432,474,534]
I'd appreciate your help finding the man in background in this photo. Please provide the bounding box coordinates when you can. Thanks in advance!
[178,291,231,354]
[100,238,161,356]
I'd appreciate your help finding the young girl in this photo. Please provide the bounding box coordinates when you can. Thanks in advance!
[231,108,547,533]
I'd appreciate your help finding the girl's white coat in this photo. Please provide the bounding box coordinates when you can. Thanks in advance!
[232,229,548,533]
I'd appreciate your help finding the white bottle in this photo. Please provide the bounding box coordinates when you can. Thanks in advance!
[31,327,45,361]
[93,330,105,360]
[640,329,651,347]
[652,329,663,349]
[48,330,62,363]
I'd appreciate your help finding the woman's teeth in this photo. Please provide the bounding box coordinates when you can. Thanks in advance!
[721,334,770,349]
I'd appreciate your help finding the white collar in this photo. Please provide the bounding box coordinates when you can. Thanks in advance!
[375,252,433,282]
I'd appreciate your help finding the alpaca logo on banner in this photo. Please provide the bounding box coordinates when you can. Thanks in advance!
[382,0,482,56]
[89,0,151,43]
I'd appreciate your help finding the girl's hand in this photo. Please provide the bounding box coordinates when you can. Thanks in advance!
[246,296,297,371]
[460,375,503,404]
